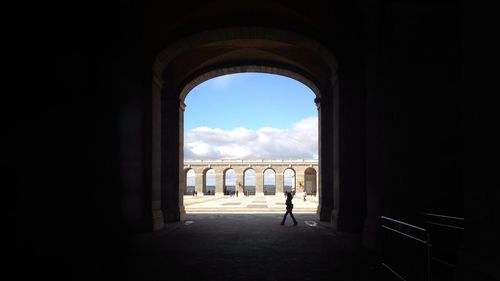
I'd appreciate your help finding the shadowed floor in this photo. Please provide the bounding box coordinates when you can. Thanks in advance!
[123,214,384,281]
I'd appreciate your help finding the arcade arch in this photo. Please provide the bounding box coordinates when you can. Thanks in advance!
[152,27,339,229]
[185,169,195,195]
[243,168,256,196]
[263,168,276,195]
[204,168,216,195]
[304,167,317,195]
[224,168,236,195]
[284,168,295,194]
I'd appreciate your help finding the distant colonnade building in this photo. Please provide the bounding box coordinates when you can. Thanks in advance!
[183,159,319,196]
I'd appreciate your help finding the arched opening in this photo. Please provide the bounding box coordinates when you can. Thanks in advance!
[204,168,216,195]
[152,27,340,229]
[183,73,318,160]
[263,168,276,195]
[185,169,195,195]
[305,167,317,196]
[284,168,295,195]
[182,70,319,207]
[224,168,236,195]
[244,168,256,196]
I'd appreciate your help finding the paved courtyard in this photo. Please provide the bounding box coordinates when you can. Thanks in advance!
[183,194,319,213]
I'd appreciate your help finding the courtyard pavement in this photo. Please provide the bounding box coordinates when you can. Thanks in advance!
[183,194,319,213]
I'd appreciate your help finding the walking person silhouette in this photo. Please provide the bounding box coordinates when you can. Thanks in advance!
[281,192,298,226]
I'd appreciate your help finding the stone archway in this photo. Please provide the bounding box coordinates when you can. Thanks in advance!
[204,168,216,195]
[304,167,317,196]
[263,168,276,196]
[284,168,296,194]
[152,27,339,229]
[224,168,236,195]
[243,168,256,196]
[185,168,195,195]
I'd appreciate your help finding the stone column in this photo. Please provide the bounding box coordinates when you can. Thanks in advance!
[215,169,224,196]
[152,75,163,230]
[195,172,204,196]
[317,82,335,222]
[296,172,305,193]
[160,71,184,222]
[316,171,319,196]
[178,102,186,220]
[256,171,264,196]
[235,171,244,194]
[276,171,284,194]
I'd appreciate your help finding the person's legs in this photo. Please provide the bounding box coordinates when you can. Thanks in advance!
[281,212,289,225]
[290,212,298,225]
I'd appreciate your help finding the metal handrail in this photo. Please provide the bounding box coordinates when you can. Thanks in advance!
[381,216,431,281]
[422,212,464,230]
[423,220,464,230]
[382,216,427,231]
[381,225,428,244]
[421,213,464,220]
[422,212,464,274]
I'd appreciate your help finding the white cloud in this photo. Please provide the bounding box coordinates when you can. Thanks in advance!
[189,142,213,156]
[184,116,318,160]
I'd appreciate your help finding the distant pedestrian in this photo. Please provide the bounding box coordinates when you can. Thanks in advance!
[236,190,239,197]
[281,192,297,226]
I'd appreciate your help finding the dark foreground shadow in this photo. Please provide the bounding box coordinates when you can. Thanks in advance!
[122,214,383,281]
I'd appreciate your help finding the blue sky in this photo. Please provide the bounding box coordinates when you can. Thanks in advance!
[185,73,317,131]
[184,72,318,160]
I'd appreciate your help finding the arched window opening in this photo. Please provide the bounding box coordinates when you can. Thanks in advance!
[264,169,276,195]
[185,169,195,195]
[284,169,295,195]
[304,168,317,196]
[205,169,216,195]
[224,169,236,195]
[244,169,256,196]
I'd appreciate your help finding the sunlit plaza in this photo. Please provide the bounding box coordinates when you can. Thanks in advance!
[184,193,318,213]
